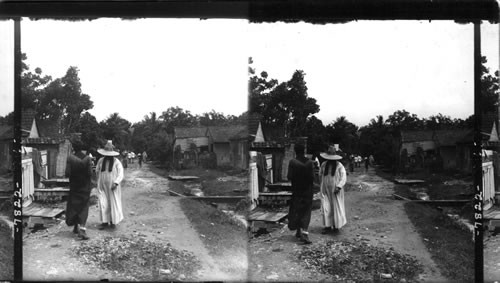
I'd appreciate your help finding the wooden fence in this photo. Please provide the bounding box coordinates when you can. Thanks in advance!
[483,161,495,210]
[22,158,34,207]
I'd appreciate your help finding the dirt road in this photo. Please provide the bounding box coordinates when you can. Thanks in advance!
[248,166,447,282]
[23,163,244,281]
[484,231,500,282]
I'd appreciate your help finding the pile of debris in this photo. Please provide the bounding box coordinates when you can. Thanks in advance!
[74,236,201,281]
[297,240,423,282]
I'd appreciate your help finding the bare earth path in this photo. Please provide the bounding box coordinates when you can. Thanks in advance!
[248,166,447,282]
[23,163,240,281]
[484,231,500,282]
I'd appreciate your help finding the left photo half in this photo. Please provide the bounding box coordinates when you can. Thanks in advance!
[18,17,249,281]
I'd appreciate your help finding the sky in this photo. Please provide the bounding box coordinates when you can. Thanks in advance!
[0,19,498,127]
[1,18,250,123]
[249,20,499,127]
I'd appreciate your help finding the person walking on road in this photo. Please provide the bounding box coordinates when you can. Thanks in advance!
[65,139,93,240]
[96,140,125,230]
[320,146,347,234]
[287,144,315,244]
[137,153,143,168]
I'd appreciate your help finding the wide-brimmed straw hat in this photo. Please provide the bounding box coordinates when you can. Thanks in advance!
[97,140,119,156]
[320,145,343,160]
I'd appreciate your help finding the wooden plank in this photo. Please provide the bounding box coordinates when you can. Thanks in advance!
[259,192,292,196]
[25,208,64,218]
[193,196,246,204]
[166,189,186,197]
[35,187,69,192]
[484,208,500,220]
[394,179,426,184]
[248,209,287,222]
[393,193,412,201]
[167,175,199,181]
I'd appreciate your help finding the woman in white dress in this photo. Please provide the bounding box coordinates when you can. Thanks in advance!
[319,146,347,234]
[96,140,124,230]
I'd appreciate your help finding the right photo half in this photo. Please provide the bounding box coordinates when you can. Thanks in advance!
[247,20,495,282]
[481,21,500,283]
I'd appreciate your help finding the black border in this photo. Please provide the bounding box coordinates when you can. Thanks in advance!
[2,0,498,282]
[13,18,22,282]
[0,0,497,22]
[473,22,483,283]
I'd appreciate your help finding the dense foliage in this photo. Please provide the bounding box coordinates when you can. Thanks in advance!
[7,54,245,165]
[248,57,491,167]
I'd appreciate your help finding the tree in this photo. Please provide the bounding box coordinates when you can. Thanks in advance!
[385,110,424,131]
[424,113,454,130]
[325,116,359,154]
[99,113,132,151]
[481,56,500,114]
[249,68,320,137]
[248,58,278,115]
[73,112,103,150]
[199,110,228,126]
[39,67,93,134]
[160,106,198,133]
[303,115,327,155]
[20,53,52,111]
[0,112,14,126]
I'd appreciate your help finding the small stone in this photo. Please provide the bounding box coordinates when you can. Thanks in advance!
[380,273,392,279]
[266,274,279,280]
[179,274,186,280]
[159,269,171,275]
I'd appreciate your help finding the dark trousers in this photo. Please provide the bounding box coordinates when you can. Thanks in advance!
[288,194,313,231]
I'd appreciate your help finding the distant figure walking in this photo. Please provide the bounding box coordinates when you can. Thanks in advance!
[287,144,315,244]
[320,146,347,234]
[364,156,370,172]
[65,139,93,240]
[138,153,143,168]
[96,140,124,230]
[121,150,128,169]
[369,155,375,166]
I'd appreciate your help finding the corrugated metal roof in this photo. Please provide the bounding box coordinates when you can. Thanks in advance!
[0,125,12,139]
[433,129,472,146]
[22,137,66,145]
[482,111,499,139]
[21,109,36,132]
[400,130,434,143]
[174,127,209,139]
[209,125,247,142]
[248,113,263,136]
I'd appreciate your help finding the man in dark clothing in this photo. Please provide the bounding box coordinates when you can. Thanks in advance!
[65,139,93,240]
[138,153,143,168]
[287,144,315,244]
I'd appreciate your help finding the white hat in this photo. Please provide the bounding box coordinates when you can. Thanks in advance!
[97,140,119,156]
[320,145,343,160]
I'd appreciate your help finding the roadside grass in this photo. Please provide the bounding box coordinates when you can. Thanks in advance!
[404,202,474,282]
[376,168,473,200]
[0,224,13,280]
[154,166,248,197]
[201,179,247,196]
[179,198,247,260]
